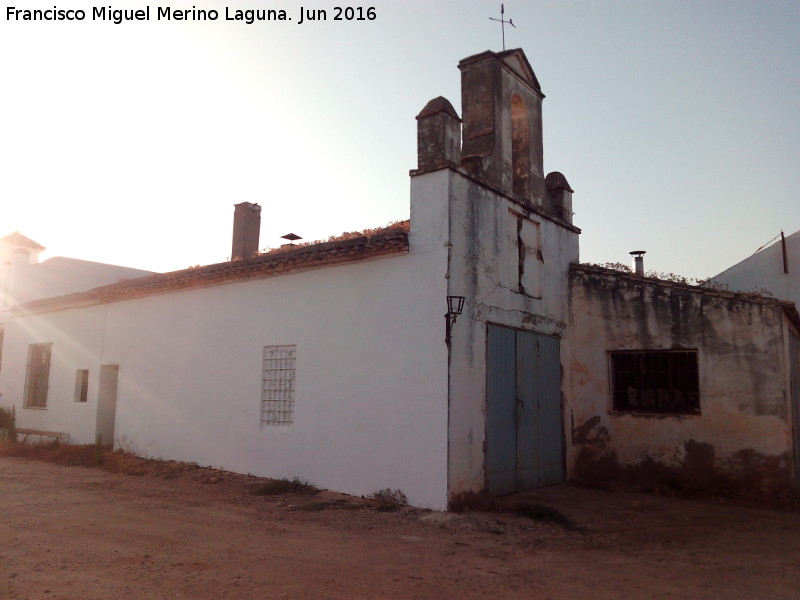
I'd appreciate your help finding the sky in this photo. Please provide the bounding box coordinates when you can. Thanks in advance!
[1,0,798,280]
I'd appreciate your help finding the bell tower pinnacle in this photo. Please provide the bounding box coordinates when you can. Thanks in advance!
[458,49,546,207]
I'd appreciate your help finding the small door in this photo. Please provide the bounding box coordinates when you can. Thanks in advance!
[95,365,119,446]
[486,325,563,495]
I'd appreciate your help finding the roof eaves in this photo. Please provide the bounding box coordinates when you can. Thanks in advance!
[16,228,409,315]
[569,262,792,308]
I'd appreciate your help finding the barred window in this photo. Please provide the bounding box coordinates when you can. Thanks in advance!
[262,345,296,426]
[611,350,699,414]
[23,343,52,409]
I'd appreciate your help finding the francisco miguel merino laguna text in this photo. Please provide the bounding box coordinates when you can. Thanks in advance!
[6,6,377,24]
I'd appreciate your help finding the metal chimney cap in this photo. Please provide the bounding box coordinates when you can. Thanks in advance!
[281,233,302,242]
[629,250,646,257]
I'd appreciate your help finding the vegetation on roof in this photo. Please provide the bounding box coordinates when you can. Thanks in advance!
[260,220,410,255]
[578,262,774,298]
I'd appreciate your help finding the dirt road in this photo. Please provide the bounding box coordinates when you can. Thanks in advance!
[1,457,799,599]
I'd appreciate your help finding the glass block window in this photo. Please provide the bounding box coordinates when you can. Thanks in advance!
[262,345,296,426]
[610,350,700,414]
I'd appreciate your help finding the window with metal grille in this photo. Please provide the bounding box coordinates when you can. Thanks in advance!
[262,345,295,426]
[23,343,52,409]
[74,369,89,403]
[610,350,699,414]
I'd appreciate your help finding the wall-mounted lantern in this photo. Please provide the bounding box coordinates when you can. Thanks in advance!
[445,295,465,347]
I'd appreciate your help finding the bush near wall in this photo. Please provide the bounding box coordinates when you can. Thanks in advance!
[0,406,15,442]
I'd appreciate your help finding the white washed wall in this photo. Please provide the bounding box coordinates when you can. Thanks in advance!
[711,229,800,308]
[3,305,111,442]
[4,212,451,508]
[444,172,580,495]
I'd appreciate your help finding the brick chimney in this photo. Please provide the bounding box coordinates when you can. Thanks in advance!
[231,202,261,260]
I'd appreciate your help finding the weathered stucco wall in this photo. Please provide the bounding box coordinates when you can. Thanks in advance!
[446,171,579,497]
[3,218,451,509]
[568,265,795,497]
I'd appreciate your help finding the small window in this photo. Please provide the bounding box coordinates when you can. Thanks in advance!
[23,343,52,409]
[262,345,296,426]
[74,369,89,403]
[610,350,699,414]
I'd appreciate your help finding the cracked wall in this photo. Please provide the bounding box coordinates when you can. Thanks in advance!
[567,266,796,500]
[446,173,579,497]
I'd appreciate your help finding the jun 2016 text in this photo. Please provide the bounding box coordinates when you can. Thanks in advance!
[5,6,378,25]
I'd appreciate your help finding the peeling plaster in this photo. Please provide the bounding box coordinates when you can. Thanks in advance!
[567,266,795,498]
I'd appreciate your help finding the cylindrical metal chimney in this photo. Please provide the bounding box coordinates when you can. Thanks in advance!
[630,250,646,276]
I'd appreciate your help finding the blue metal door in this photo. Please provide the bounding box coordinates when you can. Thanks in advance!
[486,325,518,495]
[535,334,564,486]
[515,331,540,489]
[486,325,563,495]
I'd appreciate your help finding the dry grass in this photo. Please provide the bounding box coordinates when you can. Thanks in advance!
[449,490,584,532]
[261,220,410,255]
[251,477,318,496]
[369,488,408,511]
[0,440,197,478]
[0,441,582,524]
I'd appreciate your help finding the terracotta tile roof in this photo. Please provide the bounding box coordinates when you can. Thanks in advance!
[0,231,45,251]
[16,225,409,315]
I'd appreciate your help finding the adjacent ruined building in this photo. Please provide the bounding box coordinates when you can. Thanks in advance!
[1,49,798,508]
[569,264,800,497]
